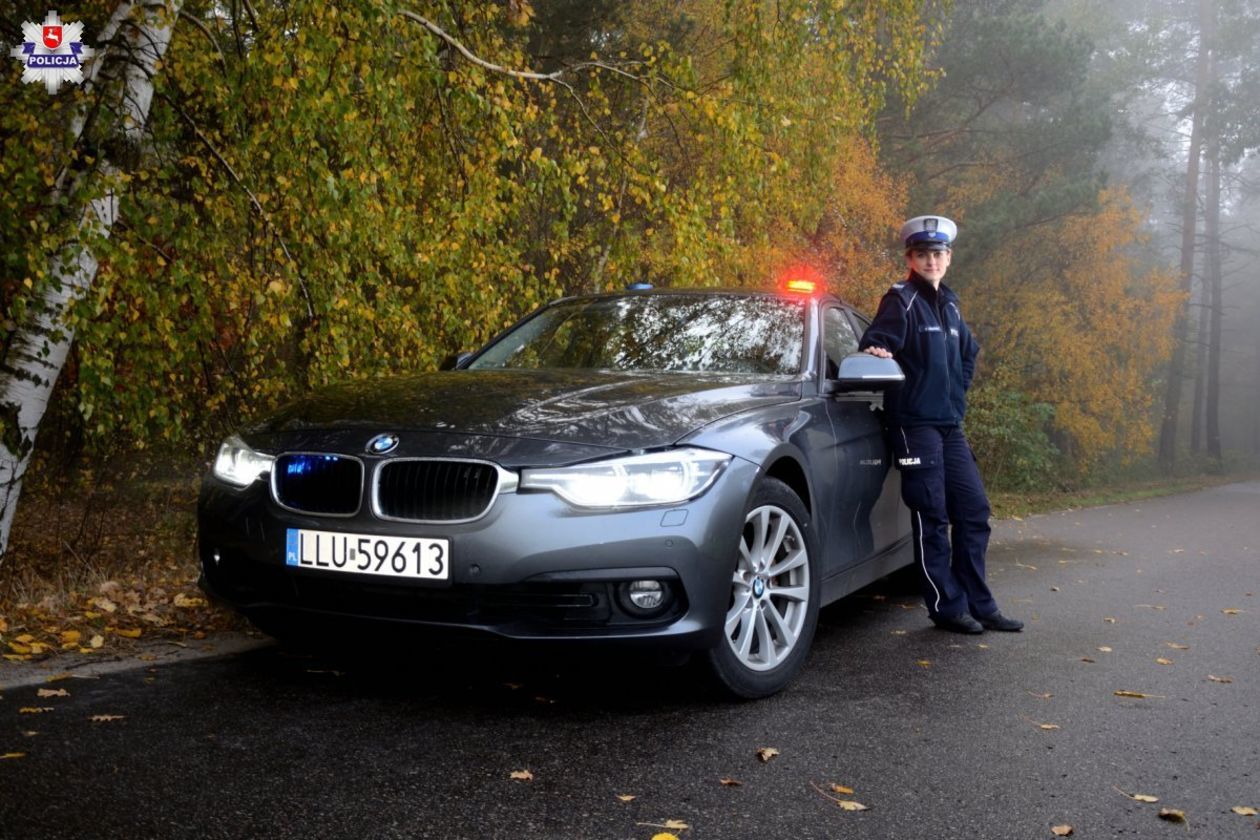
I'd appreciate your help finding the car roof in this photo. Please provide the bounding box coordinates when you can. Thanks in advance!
[549,286,852,308]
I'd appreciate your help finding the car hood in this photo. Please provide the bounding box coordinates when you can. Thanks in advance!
[250,369,801,452]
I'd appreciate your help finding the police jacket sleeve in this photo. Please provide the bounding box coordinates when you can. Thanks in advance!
[960,318,979,391]
[858,293,908,355]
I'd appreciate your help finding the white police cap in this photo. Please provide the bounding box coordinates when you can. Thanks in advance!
[900,215,957,250]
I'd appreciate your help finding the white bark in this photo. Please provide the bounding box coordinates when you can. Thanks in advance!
[0,1,182,559]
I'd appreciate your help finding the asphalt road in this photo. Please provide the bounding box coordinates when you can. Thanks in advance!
[3,481,1258,839]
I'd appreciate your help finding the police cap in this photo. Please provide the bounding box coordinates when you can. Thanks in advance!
[900,215,957,251]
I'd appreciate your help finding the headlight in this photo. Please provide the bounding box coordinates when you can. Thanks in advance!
[520,447,731,508]
[212,435,275,488]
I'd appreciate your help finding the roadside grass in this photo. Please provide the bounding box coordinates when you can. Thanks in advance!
[3,454,1255,666]
[990,470,1259,519]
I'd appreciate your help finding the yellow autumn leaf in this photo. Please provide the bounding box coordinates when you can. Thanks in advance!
[756,747,780,762]
[19,707,53,714]
[649,835,679,840]
[1207,675,1233,684]
[509,769,533,781]
[0,753,25,760]
[616,794,636,802]
[1231,806,1258,816]
[916,659,932,668]
[173,594,206,608]
[114,628,142,639]
[1222,608,1242,615]
[90,714,125,723]
[836,800,868,811]
[1039,724,1061,731]
[36,688,69,698]
[59,630,81,645]
[1051,826,1073,837]
[830,784,855,795]
[1155,658,1173,666]
[1114,690,1154,698]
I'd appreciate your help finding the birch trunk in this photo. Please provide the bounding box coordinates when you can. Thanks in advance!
[0,1,182,559]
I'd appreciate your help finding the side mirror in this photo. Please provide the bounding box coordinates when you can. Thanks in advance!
[439,351,474,371]
[821,352,904,394]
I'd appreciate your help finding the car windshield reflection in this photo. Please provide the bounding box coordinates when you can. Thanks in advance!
[468,294,806,375]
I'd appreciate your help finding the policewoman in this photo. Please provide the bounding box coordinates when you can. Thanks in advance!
[859,216,1023,634]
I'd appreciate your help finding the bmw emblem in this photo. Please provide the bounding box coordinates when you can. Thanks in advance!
[366,433,399,455]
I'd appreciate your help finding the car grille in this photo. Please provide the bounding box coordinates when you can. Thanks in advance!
[272,453,363,515]
[375,459,500,522]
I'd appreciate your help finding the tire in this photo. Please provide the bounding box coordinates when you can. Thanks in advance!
[703,477,821,699]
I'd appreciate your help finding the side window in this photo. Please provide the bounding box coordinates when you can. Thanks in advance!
[823,307,859,378]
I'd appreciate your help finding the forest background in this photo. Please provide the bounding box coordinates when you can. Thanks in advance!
[1,0,1258,643]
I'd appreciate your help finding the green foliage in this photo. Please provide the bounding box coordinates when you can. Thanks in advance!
[966,381,1060,491]
[1,0,933,455]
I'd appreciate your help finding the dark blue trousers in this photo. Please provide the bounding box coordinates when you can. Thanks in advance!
[892,424,997,620]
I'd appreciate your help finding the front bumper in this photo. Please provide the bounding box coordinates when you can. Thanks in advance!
[197,458,759,649]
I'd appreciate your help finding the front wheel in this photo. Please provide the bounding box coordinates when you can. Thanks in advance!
[703,478,820,699]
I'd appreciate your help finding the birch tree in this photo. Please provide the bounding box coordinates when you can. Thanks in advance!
[0,1,182,558]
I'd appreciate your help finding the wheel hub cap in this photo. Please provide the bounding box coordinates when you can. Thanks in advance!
[752,577,765,599]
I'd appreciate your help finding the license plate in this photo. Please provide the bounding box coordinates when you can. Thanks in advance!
[284,528,449,580]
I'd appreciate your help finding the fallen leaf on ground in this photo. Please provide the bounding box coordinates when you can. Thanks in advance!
[1157,807,1187,823]
[836,800,869,811]
[1165,642,1190,650]
[916,660,931,668]
[173,594,206,608]
[1114,788,1160,803]
[830,784,855,794]
[89,635,104,649]
[660,820,689,829]
[890,629,908,636]
[18,707,53,714]
[1114,690,1160,699]
[1051,826,1074,837]
[1027,692,1053,699]
[1222,608,1242,616]
[90,714,125,722]
[59,630,81,645]
[1155,658,1174,666]
[649,834,679,840]
[1098,646,1113,653]
[1081,657,1096,663]
[1038,723,1061,731]
[36,688,69,698]
[1207,675,1232,683]
[113,628,142,639]
[509,769,533,781]
[719,778,742,787]
[94,598,117,613]
[616,794,637,802]
[1104,617,1117,624]
[756,747,780,762]
[1230,806,1257,816]
[1,753,25,760]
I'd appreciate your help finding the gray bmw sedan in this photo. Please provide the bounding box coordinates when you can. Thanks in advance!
[198,285,911,698]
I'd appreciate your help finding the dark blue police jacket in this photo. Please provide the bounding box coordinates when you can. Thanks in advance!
[858,273,979,428]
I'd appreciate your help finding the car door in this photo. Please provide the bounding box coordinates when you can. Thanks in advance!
[817,305,888,571]
[846,308,909,554]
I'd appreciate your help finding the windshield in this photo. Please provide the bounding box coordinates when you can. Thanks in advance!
[468,294,806,375]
